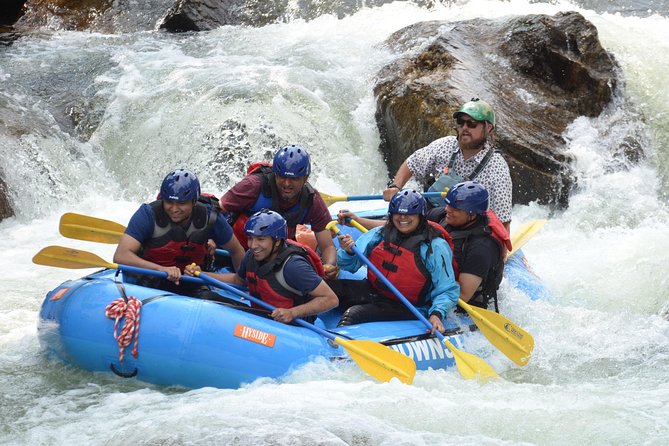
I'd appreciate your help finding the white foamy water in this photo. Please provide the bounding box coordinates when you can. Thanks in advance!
[1,1,668,444]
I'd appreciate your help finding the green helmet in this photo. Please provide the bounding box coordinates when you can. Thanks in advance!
[453,98,495,128]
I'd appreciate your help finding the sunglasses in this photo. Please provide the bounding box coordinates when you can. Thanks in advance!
[456,118,482,129]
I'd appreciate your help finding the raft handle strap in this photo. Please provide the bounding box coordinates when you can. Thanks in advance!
[110,363,138,378]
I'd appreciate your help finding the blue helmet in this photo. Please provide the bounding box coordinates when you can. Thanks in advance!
[388,189,426,216]
[244,209,288,240]
[272,144,311,177]
[160,169,200,202]
[445,181,489,214]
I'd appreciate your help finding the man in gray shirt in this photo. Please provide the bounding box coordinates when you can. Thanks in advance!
[383,98,512,231]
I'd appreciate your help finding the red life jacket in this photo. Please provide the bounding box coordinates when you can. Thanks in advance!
[142,200,217,272]
[429,220,460,279]
[485,210,512,259]
[245,240,325,309]
[367,221,456,305]
[230,162,316,249]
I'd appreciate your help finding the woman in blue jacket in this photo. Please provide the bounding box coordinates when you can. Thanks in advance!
[335,189,459,333]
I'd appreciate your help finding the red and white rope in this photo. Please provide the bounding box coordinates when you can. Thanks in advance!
[105,296,142,362]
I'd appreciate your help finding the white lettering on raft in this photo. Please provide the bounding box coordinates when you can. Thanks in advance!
[389,337,462,362]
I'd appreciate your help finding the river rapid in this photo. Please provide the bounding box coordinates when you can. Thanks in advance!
[1,1,668,445]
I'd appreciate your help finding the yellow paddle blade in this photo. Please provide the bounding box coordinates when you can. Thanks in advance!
[509,219,547,257]
[319,192,348,207]
[459,300,534,366]
[442,339,499,382]
[59,213,125,244]
[335,337,416,384]
[32,246,115,270]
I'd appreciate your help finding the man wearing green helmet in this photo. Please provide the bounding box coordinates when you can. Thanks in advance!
[383,98,512,232]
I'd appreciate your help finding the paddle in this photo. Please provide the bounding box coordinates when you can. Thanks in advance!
[190,271,415,384]
[32,245,212,285]
[347,218,535,366]
[60,212,127,244]
[328,222,498,380]
[508,219,547,257]
[59,213,230,257]
[320,191,447,207]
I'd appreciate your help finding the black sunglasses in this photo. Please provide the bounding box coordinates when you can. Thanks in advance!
[456,118,482,129]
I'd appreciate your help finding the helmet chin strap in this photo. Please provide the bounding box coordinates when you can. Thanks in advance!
[268,239,283,259]
[464,212,479,226]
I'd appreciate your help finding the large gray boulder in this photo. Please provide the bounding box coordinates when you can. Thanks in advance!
[374,12,643,207]
[4,5,645,212]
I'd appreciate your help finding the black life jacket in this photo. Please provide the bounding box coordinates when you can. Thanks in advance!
[440,210,511,310]
[142,200,216,272]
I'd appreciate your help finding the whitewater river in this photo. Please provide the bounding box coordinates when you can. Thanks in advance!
[1,1,668,444]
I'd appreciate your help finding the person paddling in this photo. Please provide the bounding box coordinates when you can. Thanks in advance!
[336,182,511,313]
[113,169,245,300]
[332,189,459,333]
[428,181,512,312]
[186,209,338,324]
[220,145,338,279]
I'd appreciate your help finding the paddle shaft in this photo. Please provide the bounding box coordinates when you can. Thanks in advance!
[333,231,499,379]
[196,272,341,341]
[112,263,208,285]
[326,191,445,203]
[113,263,248,294]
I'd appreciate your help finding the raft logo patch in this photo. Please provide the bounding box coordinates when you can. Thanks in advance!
[234,324,276,348]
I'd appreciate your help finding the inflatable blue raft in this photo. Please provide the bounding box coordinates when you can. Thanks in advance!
[37,213,548,389]
[38,268,484,389]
